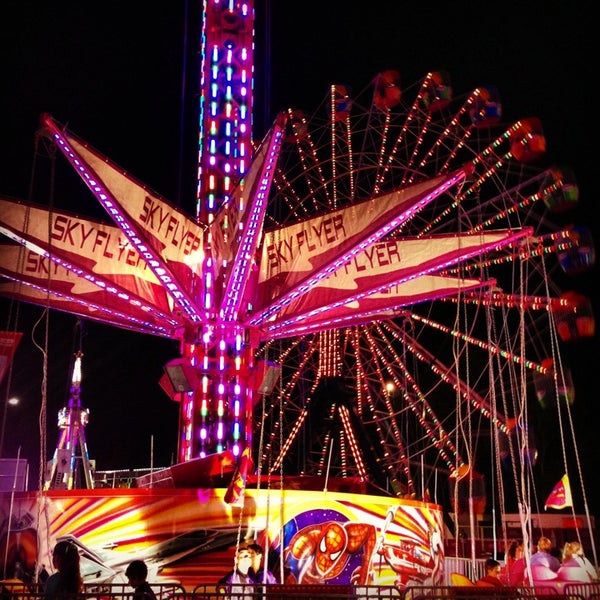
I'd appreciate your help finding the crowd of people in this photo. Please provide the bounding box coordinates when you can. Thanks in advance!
[41,540,276,600]
[498,536,599,586]
[35,536,598,599]
[42,541,160,600]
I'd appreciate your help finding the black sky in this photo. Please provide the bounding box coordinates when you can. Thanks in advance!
[0,1,598,513]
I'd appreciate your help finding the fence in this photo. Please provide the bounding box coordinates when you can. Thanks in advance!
[0,581,185,600]
[187,582,600,599]
[2,580,599,600]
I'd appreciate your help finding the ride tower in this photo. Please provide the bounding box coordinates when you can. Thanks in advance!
[44,325,94,490]
[170,0,278,474]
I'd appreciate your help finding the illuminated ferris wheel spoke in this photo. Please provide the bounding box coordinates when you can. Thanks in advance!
[330,85,356,208]
[374,320,482,470]
[358,325,415,487]
[372,74,436,193]
[414,89,486,174]
[458,172,552,234]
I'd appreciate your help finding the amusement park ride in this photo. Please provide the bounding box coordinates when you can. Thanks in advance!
[43,320,94,490]
[0,0,597,590]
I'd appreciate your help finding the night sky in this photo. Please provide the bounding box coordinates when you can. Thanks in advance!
[1,2,598,516]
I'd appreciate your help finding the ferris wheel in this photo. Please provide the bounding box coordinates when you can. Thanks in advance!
[253,70,594,503]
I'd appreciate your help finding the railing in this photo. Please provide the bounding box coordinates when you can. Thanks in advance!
[562,582,600,598]
[401,583,600,599]
[192,584,400,598]
[2,581,599,600]
[403,585,579,599]
[443,556,487,584]
[188,583,592,599]
[0,581,186,600]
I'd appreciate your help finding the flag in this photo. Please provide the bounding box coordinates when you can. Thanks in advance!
[544,474,573,510]
[224,446,252,505]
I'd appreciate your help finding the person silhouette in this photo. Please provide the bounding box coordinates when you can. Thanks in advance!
[44,540,83,600]
[125,560,157,600]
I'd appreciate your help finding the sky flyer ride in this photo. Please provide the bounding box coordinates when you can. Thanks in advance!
[0,0,596,590]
